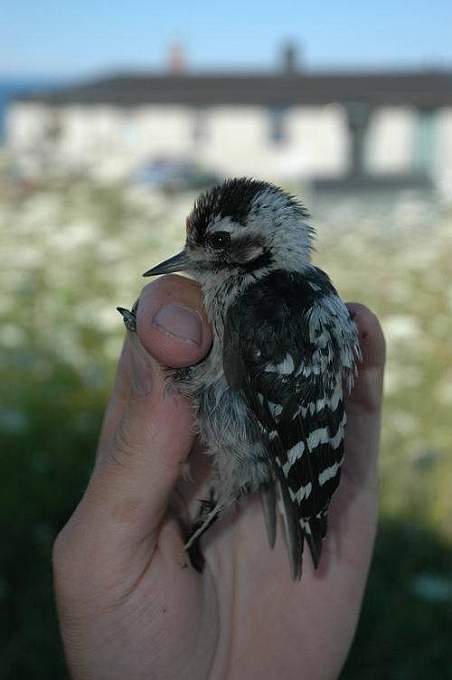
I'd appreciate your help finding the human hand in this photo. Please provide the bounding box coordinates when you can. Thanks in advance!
[53,274,385,680]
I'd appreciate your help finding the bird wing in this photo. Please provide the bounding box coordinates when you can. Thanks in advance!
[223,269,356,579]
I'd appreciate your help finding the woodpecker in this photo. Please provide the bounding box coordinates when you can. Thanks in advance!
[118,178,360,580]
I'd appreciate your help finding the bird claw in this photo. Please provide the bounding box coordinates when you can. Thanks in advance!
[117,300,138,332]
[184,489,219,573]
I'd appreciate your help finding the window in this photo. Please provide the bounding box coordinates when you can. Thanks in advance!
[268,107,288,144]
[193,108,208,144]
[412,108,436,174]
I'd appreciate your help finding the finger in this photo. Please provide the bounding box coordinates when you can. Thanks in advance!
[347,302,386,414]
[92,339,194,532]
[341,303,385,485]
[97,274,211,455]
[59,276,212,571]
[137,274,212,369]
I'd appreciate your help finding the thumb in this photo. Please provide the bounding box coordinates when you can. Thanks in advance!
[91,337,196,545]
[55,276,211,576]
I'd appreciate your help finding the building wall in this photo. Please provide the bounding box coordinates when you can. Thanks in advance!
[200,104,350,180]
[366,107,415,174]
[6,100,452,192]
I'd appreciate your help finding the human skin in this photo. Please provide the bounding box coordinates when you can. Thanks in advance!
[53,274,385,680]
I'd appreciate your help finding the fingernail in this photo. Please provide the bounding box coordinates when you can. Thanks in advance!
[152,303,203,346]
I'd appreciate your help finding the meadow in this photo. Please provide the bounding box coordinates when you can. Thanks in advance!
[1,159,451,678]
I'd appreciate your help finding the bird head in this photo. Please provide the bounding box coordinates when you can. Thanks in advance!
[144,178,314,284]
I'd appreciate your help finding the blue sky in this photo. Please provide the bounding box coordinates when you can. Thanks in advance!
[2,0,452,78]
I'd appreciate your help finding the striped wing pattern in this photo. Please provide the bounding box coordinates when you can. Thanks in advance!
[223,268,355,579]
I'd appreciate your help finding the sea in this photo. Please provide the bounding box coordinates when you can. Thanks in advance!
[0,77,63,142]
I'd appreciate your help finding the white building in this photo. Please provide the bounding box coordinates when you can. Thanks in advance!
[6,48,452,194]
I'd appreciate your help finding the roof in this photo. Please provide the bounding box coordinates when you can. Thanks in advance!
[16,70,452,108]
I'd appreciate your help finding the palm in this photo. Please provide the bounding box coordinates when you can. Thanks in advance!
[53,280,384,680]
[115,417,378,680]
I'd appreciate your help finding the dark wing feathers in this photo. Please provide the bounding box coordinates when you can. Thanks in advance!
[223,268,349,577]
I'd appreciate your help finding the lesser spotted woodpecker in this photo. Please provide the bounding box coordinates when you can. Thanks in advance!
[118,177,360,580]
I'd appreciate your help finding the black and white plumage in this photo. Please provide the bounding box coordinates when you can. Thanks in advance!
[120,178,360,580]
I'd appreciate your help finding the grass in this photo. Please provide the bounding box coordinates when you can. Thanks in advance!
[0,161,451,678]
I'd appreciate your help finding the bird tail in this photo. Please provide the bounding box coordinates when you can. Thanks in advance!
[303,512,328,569]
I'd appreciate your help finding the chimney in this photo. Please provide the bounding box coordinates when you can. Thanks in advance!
[167,42,187,75]
[281,42,299,75]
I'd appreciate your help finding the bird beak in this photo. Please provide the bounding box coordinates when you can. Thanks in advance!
[143,248,189,276]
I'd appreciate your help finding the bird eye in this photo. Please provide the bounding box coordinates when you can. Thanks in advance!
[208,231,231,250]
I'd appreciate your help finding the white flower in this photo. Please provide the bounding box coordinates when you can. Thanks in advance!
[382,314,422,344]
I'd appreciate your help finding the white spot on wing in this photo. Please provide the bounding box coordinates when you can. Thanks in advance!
[308,426,328,449]
[329,382,343,411]
[264,353,295,375]
[307,414,346,450]
[312,382,343,413]
[295,363,321,378]
[287,440,305,464]
[282,460,291,476]
[318,460,342,486]
[302,520,312,534]
[289,482,313,503]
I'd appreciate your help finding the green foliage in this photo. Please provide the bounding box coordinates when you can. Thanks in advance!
[1,167,451,677]
[0,352,106,679]
[342,521,452,680]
